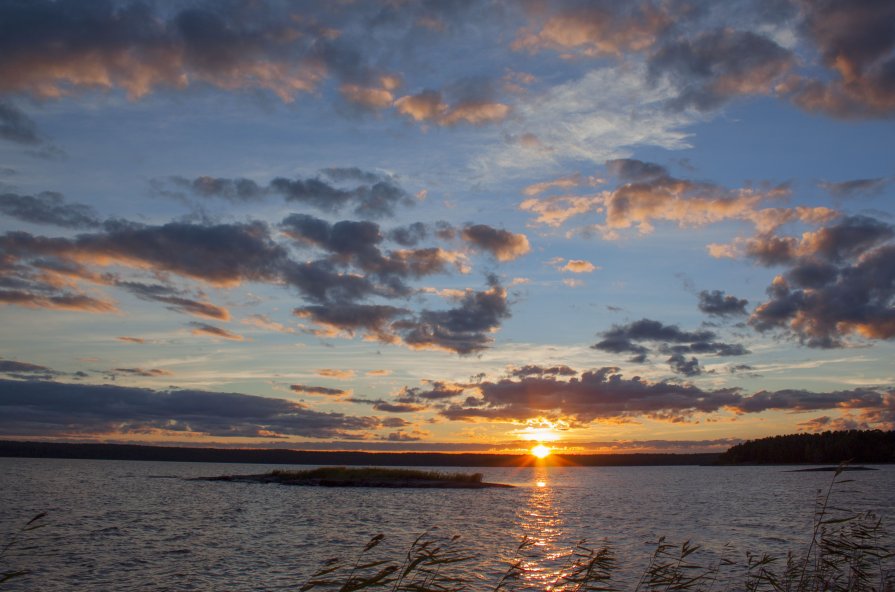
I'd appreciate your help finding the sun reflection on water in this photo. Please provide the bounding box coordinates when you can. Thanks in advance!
[513,467,571,589]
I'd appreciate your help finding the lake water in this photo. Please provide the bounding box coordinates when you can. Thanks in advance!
[1,458,893,590]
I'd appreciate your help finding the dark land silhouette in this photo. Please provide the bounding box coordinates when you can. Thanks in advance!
[0,440,718,466]
[2,429,892,467]
[717,429,895,465]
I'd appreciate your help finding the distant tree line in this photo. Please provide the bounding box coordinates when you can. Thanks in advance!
[717,430,895,464]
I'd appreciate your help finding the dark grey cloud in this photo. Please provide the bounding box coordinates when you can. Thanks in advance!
[649,29,793,111]
[295,303,409,340]
[0,0,388,104]
[820,177,891,199]
[348,397,426,413]
[433,367,893,426]
[0,358,60,381]
[110,367,171,378]
[748,216,895,347]
[280,214,458,287]
[460,224,530,261]
[163,170,414,219]
[593,318,749,374]
[441,367,742,424]
[388,222,429,247]
[117,281,229,320]
[733,387,886,414]
[0,100,40,145]
[396,276,511,354]
[188,322,244,341]
[598,318,714,345]
[510,365,578,378]
[789,0,895,118]
[606,159,669,183]
[290,384,347,396]
[298,279,511,355]
[0,379,381,439]
[698,290,748,317]
[666,353,702,376]
[0,192,101,229]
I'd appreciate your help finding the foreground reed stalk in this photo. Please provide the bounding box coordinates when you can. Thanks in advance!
[300,464,894,592]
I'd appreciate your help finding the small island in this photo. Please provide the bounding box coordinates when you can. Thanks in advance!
[196,466,513,488]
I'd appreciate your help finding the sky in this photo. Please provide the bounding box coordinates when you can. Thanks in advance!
[1,0,894,454]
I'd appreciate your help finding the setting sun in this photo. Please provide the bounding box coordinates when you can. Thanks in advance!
[531,444,551,459]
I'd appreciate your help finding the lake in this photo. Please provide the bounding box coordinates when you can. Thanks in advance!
[1,458,893,590]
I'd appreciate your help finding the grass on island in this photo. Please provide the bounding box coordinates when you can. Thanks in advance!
[268,467,485,484]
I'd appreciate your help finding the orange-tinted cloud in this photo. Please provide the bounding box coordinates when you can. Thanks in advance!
[189,322,244,342]
[513,3,669,57]
[461,225,530,261]
[395,90,509,126]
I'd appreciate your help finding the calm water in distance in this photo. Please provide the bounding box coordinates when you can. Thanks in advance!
[1,458,893,591]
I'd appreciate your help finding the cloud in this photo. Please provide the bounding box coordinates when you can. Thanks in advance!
[117,281,229,320]
[189,322,244,342]
[554,258,598,273]
[384,429,429,442]
[0,1,394,103]
[513,1,669,57]
[510,365,578,378]
[698,290,748,317]
[483,66,696,173]
[348,397,426,413]
[0,100,40,145]
[593,318,749,374]
[0,379,381,439]
[317,368,356,379]
[648,29,793,111]
[460,225,531,261]
[786,0,895,118]
[295,277,512,355]
[161,169,415,219]
[434,367,893,426]
[241,314,294,334]
[522,175,583,197]
[117,336,146,344]
[748,216,895,347]
[110,367,172,378]
[366,369,392,377]
[394,89,509,126]
[520,159,814,237]
[0,192,101,229]
[0,358,56,376]
[281,214,463,286]
[296,303,408,342]
[290,384,347,396]
[395,276,511,355]
[819,177,892,199]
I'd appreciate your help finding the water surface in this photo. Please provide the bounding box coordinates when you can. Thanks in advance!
[1,458,892,590]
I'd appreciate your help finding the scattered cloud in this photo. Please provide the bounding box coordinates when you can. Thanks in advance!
[592,318,749,375]
[0,192,101,229]
[698,290,748,317]
[0,379,382,439]
[189,322,244,342]
[290,384,347,396]
[747,216,895,347]
[317,369,355,379]
[159,169,414,219]
[460,225,531,261]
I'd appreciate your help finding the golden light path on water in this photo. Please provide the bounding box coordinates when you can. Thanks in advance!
[516,465,567,590]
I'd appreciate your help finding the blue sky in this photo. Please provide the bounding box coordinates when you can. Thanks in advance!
[1,0,893,453]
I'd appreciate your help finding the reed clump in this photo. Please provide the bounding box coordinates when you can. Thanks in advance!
[301,464,894,592]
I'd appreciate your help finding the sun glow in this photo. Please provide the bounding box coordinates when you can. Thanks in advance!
[531,444,551,459]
